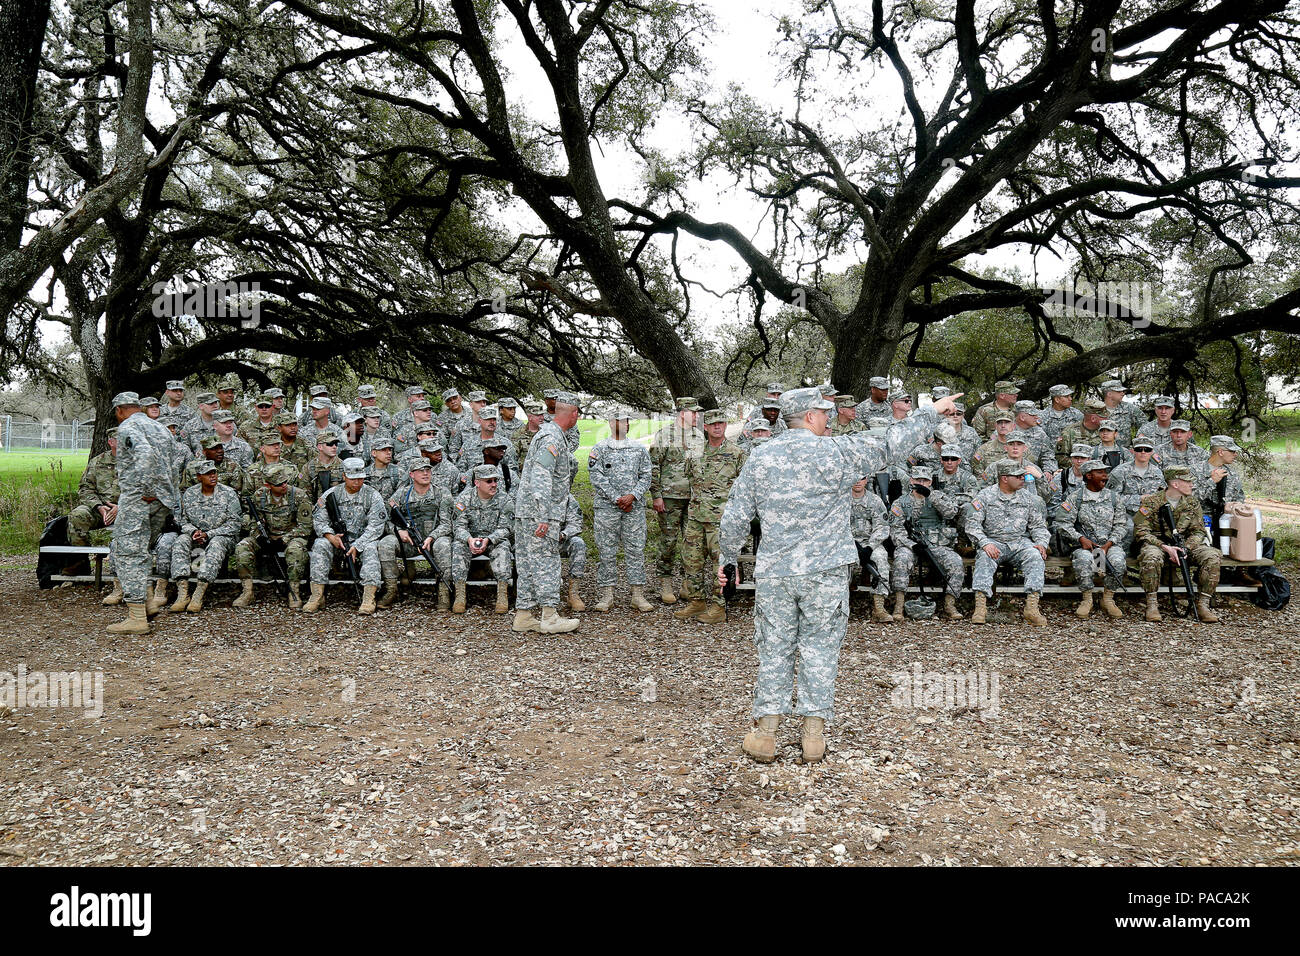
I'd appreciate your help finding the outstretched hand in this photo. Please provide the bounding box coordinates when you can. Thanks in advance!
[931,394,964,417]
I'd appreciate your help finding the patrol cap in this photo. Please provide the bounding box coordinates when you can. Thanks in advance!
[357,384,377,399]
[993,380,1020,394]
[460,390,483,404]
[608,406,633,421]
[780,386,834,417]
[309,384,329,396]
[674,396,701,411]
[196,391,217,404]
[765,382,785,394]
[1083,398,1107,413]
[478,405,498,420]
[194,460,217,475]
[761,400,782,411]
[701,408,728,426]
[407,458,431,475]
[1170,419,1192,431]
[254,393,274,406]
[1209,434,1241,452]
[1098,418,1118,432]
[341,411,363,426]
[930,386,951,399]
[868,376,890,390]
[265,463,294,485]
[819,384,837,397]
[1048,384,1072,398]
[362,407,383,418]
[410,400,432,411]
[1153,395,1175,407]
[888,390,911,403]
[274,412,298,426]
[309,398,331,410]
[415,422,439,435]
[751,422,772,434]
[161,414,180,429]
[265,388,284,399]
[442,387,460,401]
[371,436,394,451]
[473,464,501,481]
[1100,379,1127,392]
[341,456,366,478]
[106,427,119,438]
[418,438,443,452]
[483,438,509,450]
[211,409,235,423]
[835,394,857,407]
[1005,429,1029,445]
[911,465,933,480]
[405,385,427,397]
[523,401,545,415]
[1163,466,1193,483]
[1013,400,1039,414]
[993,410,1016,423]
[315,433,340,446]
[1132,438,1156,451]
[218,373,241,390]
[542,388,560,399]
[939,444,963,459]
[200,435,222,449]
[112,391,141,408]
[1083,459,1111,475]
[165,380,185,391]
[259,434,282,446]
[996,460,1026,477]
[140,395,160,407]
[498,397,518,408]
[950,402,966,413]
[1070,443,1095,458]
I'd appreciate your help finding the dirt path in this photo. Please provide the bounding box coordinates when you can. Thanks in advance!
[1250,499,1300,519]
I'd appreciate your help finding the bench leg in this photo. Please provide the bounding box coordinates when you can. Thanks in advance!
[94,554,103,590]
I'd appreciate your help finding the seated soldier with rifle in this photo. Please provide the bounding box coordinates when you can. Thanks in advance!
[379,458,454,611]
[231,462,313,610]
[850,475,895,623]
[304,457,388,615]
[889,465,967,620]
[1133,466,1221,623]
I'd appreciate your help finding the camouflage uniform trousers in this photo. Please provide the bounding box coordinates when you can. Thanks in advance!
[452,538,513,582]
[109,499,172,603]
[170,532,236,583]
[594,506,646,588]
[234,535,310,583]
[68,504,112,546]
[851,546,891,596]
[752,565,851,722]
[1138,542,1220,595]
[560,534,587,579]
[655,497,689,575]
[894,542,965,597]
[971,538,1045,596]
[1071,545,1127,592]
[309,537,382,585]
[378,533,452,581]
[681,517,723,606]
[514,519,561,610]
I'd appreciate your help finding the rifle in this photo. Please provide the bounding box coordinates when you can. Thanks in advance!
[722,563,739,608]
[324,489,364,601]
[1211,476,1227,549]
[1157,502,1200,619]
[854,543,883,590]
[1102,448,1124,470]
[390,501,443,587]
[903,511,947,598]
[247,493,290,597]
[875,471,903,505]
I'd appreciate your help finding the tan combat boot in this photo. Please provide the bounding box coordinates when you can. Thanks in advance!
[101,579,124,606]
[942,593,963,620]
[592,587,615,612]
[436,583,450,612]
[186,581,209,614]
[696,603,726,624]
[660,580,677,605]
[512,608,541,632]
[673,599,709,620]
[742,715,780,763]
[287,582,303,611]
[1023,592,1047,626]
[801,717,826,763]
[106,603,150,635]
[566,577,585,612]
[452,581,467,614]
[1075,589,1093,618]
[1196,595,1219,623]
[891,591,906,622]
[538,606,579,634]
[870,594,893,623]
[1144,592,1161,622]
[169,580,190,613]
[145,579,170,616]
[358,585,377,615]
[629,587,654,612]
[494,581,510,614]
[302,582,326,614]
[231,574,255,608]
[971,591,987,624]
[1100,589,1123,619]
[377,563,400,608]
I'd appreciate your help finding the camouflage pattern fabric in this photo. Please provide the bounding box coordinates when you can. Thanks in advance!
[110,412,181,603]
[309,483,387,585]
[1133,490,1220,595]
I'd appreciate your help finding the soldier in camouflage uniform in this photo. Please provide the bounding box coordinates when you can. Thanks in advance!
[1136,395,1176,447]
[941,401,980,464]
[850,477,895,622]
[1106,437,1165,552]
[965,460,1051,626]
[720,387,961,763]
[676,408,747,624]
[229,462,313,610]
[1133,466,1220,622]
[380,458,455,610]
[1056,399,1106,468]
[456,405,510,483]
[186,391,219,453]
[355,384,391,429]
[393,400,437,460]
[298,384,343,428]
[1041,384,1083,445]
[439,389,473,461]
[184,435,249,499]
[1154,420,1209,470]
[557,492,588,611]
[416,438,461,495]
[390,385,427,435]
[512,392,582,634]
[649,396,703,603]
[356,407,391,464]
[827,395,862,437]
[972,410,1016,476]
[275,412,311,471]
[299,434,346,499]
[161,380,199,436]
[587,407,653,613]
[1099,379,1141,447]
[1192,435,1245,540]
[364,437,401,502]
[853,376,892,421]
[159,460,241,615]
[239,394,281,450]
[246,435,287,495]
[889,466,967,620]
[481,439,518,497]
[1013,402,1053,468]
[511,401,546,465]
[211,410,253,468]
[68,430,121,549]
[1056,460,1127,619]
[970,380,1020,438]
[497,397,524,439]
[739,400,784,450]
[1093,419,1133,471]
[304,457,387,615]
[451,464,515,614]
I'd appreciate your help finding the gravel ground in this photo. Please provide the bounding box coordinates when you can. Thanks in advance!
[1,564,1297,867]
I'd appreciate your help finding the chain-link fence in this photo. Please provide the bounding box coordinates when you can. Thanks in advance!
[0,417,95,452]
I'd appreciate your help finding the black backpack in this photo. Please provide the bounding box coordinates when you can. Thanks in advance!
[36,515,70,589]
[1250,537,1291,611]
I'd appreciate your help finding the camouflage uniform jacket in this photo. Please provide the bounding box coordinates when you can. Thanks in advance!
[970,401,1017,438]
[77,450,120,509]
[850,488,892,549]
[890,488,961,547]
[364,462,402,502]
[1106,461,1166,516]
[1100,400,1142,446]
[515,421,573,523]
[588,437,652,510]
[1056,422,1103,469]
[685,440,748,523]
[299,457,346,499]
[1055,485,1127,546]
[1190,460,1244,511]
[178,483,242,539]
[933,467,980,512]
[389,481,454,542]
[453,486,515,545]
[313,483,387,547]
[1153,441,1209,470]
[649,421,704,500]
[114,412,180,512]
[248,485,312,541]
[1041,405,1083,443]
[1133,490,1207,549]
[964,485,1050,549]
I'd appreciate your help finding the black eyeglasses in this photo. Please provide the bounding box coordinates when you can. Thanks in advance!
[480,478,499,484]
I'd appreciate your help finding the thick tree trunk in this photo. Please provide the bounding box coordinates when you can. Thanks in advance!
[830,279,907,398]
[0,0,50,254]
